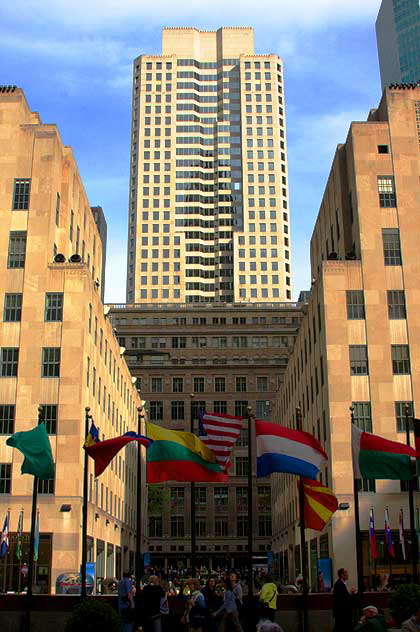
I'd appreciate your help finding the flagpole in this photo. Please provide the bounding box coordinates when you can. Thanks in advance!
[296,407,308,632]
[404,404,418,583]
[350,406,364,595]
[17,510,22,594]
[190,394,196,577]
[27,406,43,600]
[247,405,254,597]
[3,508,10,593]
[81,406,92,599]
[135,407,144,589]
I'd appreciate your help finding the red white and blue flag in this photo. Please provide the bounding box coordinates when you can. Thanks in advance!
[198,412,242,472]
[385,507,395,557]
[256,420,327,480]
[0,514,9,558]
[369,508,378,560]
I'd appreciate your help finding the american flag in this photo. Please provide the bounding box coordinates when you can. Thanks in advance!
[198,412,242,472]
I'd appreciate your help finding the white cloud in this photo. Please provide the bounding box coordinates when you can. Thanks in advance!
[5,0,380,32]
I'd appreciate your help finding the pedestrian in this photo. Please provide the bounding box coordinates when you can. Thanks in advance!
[186,578,207,632]
[212,577,243,632]
[118,570,135,632]
[140,574,166,632]
[332,568,357,632]
[202,577,223,631]
[402,607,420,631]
[354,606,386,631]
[229,572,243,613]
[257,576,278,623]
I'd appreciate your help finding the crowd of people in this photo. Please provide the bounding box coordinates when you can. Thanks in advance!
[118,571,282,632]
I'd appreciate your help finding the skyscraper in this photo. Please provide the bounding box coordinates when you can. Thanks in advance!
[126,27,291,304]
[376,0,420,88]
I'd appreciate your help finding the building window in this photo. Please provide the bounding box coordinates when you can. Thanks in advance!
[45,293,64,322]
[214,486,228,512]
[237,428,248,447]
[7,231,27,268]
[170,516,184,537]
[149,516,163,538]
[0,405,15,434]
[346,290,365,319]
[258,516,272,536]
[151,378,163,393]
[37,470,55,494]
[235,401,248,417]
[235,456,249,476]
[215,377,226,393]
[214,401,227,414]
[237,515,248,537]
[257,376,268,392]
[391,345,410,374]
[0,464,11,493]
[193,377,205,393]
[0,348,19,377]
[378,176,396,207]
[357,479,376,493]
[349,345,369,376]
[378,145,389,154]
[150,401,163,421]
[236,486,248,512]
[171,401,185,421]
[352,402,372,432]
[12,179,31,210]
[382,228,402,265]
[258,486,271,512]
[215,519,228,537]
[395,401,413,433]
[195,486,207,512]
[172,336,186,348]
[41,404,58,434]
[172,377,184,393]
[236,377,247,392]
[42,347,61,377]
[195,519,206,537]
[3,294,22,322]
[387,290,406,319]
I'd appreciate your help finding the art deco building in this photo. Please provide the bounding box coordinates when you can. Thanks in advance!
[126,27,291,304]
[376,0,420,88]
[0,87,145,593]
[271,85,420,589]
[110,301,303,568]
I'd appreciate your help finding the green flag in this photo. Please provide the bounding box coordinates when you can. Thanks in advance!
[6,423,54,480]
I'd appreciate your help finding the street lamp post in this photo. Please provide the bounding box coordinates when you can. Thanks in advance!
[247,405,254,596]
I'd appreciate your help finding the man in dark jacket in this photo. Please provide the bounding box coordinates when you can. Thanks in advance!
[332,568,356,632]
[140,575,166,632]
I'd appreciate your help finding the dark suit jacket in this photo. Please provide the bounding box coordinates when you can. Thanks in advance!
[332,579,352,620]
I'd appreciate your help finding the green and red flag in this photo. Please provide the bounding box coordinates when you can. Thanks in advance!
[301,478,338,531]
[352,425,417,481]
[146,422,228,483]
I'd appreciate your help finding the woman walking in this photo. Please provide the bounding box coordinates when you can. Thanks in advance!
[212,577,243,632]
[203,577,222,631]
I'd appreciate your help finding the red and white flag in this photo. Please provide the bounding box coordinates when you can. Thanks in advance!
[198,412,242,472]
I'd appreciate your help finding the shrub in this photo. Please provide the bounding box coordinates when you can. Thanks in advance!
[389,583,420,626]
[65,598,122,632]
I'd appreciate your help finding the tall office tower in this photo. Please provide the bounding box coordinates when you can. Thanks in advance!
[376,0,420,88]
[127,27,291,304]
[0,87,144,592]
[272,84,420,589]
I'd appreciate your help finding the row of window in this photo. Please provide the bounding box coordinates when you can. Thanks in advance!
[146,375,271,394]
[122,335,291,350]
[0,463,54,494]
[148,400,267,422]
[149,484,270,512]
[349,344,411,376]
[148,515,271,538]
[2,292,63,322]
[0,347,60,377]
[346,289,406,319]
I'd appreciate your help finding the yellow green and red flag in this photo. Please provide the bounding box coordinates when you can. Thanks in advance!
[301,478,338,531]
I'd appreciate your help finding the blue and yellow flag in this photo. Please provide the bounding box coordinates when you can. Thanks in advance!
[84,422,99,448]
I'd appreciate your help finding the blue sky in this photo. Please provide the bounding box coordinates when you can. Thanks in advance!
[0,0,382,302]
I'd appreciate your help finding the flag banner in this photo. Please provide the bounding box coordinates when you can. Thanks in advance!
[198,412,242,472]
[34,512,39,562]
[85,432,153,478]
[84,422,100,448]
[16,511,23,560]
[385,508,395,557]
[352,425,417,481]
[255,419,327,480]
[301,478,338,530]
[0,514,9,558]
[6,423,54,480]
[369,508,378,560]
[399,508,406,561]
[146,422,228,483]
